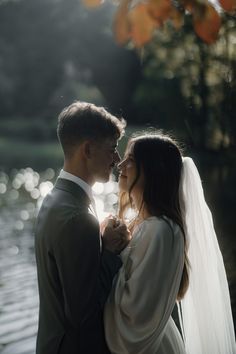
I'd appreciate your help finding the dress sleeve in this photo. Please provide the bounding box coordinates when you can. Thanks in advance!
[104,217,184,352]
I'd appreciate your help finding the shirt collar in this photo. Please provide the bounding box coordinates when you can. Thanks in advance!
[59,170,93,201]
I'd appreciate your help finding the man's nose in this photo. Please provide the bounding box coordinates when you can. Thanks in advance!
[117,158,125,171]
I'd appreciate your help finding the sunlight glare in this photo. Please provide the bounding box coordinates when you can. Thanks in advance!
[104,181,115,194]
[8,245,19,255]
[9,189,19,200]
[94,198,109,222]
[106,193,118,205]
[45,168,55,180]
[25,180,35,192]
[0,171,9,184]
[92,182,104,195]
[31,188,40,200]
[12,178,22,189]
[39,181,53,197]
[14,220,24,230]
[0,183,7,194]
[20,210,30,220]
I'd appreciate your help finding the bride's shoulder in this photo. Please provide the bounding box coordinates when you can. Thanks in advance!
[139,216,182,238]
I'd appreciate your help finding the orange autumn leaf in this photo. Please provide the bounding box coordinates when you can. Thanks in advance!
[193,4,221,44]
[147,0,173,23]
[169,8,184,29]
[128,3,157,47]
[82,0,103,8]
[219,0,236,11]
[181,0,195,13]
[113,0,131,45]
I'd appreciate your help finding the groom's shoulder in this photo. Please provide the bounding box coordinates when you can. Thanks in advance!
[37,184,90,224]
[35,187,97,243]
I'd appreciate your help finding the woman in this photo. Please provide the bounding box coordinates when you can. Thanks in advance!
[104,133,236,354]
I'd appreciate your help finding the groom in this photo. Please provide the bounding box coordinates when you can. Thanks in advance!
[35,101,129,354]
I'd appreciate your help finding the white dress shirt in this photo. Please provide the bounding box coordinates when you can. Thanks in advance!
[58,170,97,218]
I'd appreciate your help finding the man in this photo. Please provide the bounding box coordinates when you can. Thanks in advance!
[35,102,129,354]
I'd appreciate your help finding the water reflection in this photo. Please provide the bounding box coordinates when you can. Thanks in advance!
[0,168,121,353]
[0,164,235,354]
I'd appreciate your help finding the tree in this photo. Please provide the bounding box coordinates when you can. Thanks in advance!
[125,16,236,149]
[0,0,141,121]
[84,0,236,47]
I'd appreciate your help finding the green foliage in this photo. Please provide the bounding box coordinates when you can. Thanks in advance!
[0,0,141,118]
[0,117,57,142]
[0,138,63,171]
[129,19,236,149]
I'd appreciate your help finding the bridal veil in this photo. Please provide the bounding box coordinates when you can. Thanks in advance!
[179,157,236,354]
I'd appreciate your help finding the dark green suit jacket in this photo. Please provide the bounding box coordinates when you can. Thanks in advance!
[35,178,122,354]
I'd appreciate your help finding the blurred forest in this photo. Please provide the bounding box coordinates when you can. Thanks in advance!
[0,0,140,145]
[0,0,236,158]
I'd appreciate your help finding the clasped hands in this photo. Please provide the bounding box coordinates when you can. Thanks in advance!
[101,216,131,255]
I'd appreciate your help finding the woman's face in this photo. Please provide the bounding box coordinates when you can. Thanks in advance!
[118,143,144,202]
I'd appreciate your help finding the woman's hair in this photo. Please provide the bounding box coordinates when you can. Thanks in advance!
[119,132,189,300]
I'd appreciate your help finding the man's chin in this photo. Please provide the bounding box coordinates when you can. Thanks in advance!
[96,173,111,183]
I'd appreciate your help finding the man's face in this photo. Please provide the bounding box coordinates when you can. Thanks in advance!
[89,138,121,183]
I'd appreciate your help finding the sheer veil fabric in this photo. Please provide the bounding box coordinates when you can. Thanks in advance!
[179,157,236,354]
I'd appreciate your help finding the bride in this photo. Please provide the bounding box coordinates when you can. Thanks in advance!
[104,132,236,354]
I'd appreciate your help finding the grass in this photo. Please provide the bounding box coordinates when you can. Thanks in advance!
[0,126,144,172]
[0,138,63,172]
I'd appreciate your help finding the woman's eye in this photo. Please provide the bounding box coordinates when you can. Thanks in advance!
[126,157,134,166]
[120,154,134,166]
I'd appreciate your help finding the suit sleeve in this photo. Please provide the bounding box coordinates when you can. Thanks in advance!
[53,211,121,329]
[99,247,122,307]
[53,212,102,329]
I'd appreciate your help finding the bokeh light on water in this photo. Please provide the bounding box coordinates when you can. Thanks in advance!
[1,164,235,354]
[92,178,119,220]
[0,168,120,354]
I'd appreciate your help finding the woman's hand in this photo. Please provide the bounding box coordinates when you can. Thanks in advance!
[101,216,131,254]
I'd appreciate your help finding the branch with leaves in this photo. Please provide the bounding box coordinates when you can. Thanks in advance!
[83,0,236,46]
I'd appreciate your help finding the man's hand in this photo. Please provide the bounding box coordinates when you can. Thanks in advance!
[102,217,131,254]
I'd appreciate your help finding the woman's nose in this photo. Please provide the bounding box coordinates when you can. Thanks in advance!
[117,159,125,170]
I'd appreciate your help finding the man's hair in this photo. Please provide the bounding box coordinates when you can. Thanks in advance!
[57,101,126,156]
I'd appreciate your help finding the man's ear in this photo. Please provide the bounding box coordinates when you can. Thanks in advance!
[81,140,93,159]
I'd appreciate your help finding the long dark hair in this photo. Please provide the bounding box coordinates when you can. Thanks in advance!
[119,132,189,300]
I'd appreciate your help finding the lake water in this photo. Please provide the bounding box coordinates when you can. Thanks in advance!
[0,167,120,354]
[0,162,235,354]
